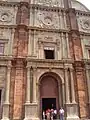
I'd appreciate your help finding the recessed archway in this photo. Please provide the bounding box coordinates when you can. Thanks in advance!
[39,72,63,119]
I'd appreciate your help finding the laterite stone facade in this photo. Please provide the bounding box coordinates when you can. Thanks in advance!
[0,0,90,120]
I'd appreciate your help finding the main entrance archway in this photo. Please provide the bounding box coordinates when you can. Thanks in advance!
[39,72,62,118]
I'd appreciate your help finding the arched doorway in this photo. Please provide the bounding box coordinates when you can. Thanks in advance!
[39,72,62,118]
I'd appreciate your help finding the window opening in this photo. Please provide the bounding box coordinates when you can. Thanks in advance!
[44,50,54,59]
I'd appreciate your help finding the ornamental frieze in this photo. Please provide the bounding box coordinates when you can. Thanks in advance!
[34,0,64,7]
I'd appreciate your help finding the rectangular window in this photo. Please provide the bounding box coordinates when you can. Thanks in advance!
[0,43,4,55]
[44,49,55,59]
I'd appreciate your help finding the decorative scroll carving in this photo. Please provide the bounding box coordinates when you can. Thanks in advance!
[80,18,90,30]
[37,11,59,29]
[35,0,63,7]
[0,10,13,23]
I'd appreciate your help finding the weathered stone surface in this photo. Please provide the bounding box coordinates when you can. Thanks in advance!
[0,0,90,120]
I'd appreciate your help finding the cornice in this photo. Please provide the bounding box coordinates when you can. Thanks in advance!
[0,55,13,61]
[30,4,67,12]
[0,25,69,33]
[26,58,74,69]
[28,26,69,33]
[26,58,74,64]
[76,10,90,17]
[0,1,18,7]
[79,31,90,36]
[0,25,16,29]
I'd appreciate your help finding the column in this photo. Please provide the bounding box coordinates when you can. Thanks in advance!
[70,69,76,103]
[28,30,31,57]
[65,69,70,103]
[86,67,90,103]
[62,83,65,106]
[59,11,63,29]
[63,12,67,29]
[80,35,87,59]
[85,66,90,117]
[8,28,15,56]
[61,33,65,59]
[34,30,37,56]
[32,68,37,103]
[2,61,11,120]
[25,67,30,103]
[66,33,70,58]
[30,30,34,56]
[58,85,62,107]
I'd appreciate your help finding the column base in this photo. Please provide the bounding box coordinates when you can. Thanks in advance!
[24,103,39,120]
[1,103,10,120]
[65,103,80,120]
[88,103,90,118]
[24,117,39,120]
[1,117,10,120]
[66,116,80,120]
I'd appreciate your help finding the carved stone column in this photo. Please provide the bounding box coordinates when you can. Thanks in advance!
[1,61,11,120]
[59,11,63,29]
[85,65,90,117]
[80,35,87,59]
[26,67,31,103]
[24,67,39,120]
[70,69,76,103]
[28,30,31,57]
[63,12,67,29]
[8,29,15,56]
[65,65,79,120]
[32,68,37,103]
[61,33,66,59]
[62,83,65,106]
[66,33,70,59]
[58,85,62,108]
[65,68,70,103]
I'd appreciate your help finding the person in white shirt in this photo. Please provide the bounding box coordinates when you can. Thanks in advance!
[53,109,57,119]
[59,107,64,120]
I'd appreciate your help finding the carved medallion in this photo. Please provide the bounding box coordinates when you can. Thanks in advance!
[0,10,13,22]
[37,11,55,29]
[80,18,90,30]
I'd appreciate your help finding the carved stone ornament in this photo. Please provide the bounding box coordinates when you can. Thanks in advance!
[35,0,61,7]
[37,11,55,29]
[80,18,90,30]
[0,10,13,22]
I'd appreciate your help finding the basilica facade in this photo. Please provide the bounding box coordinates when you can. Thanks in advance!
[0,0,90,120]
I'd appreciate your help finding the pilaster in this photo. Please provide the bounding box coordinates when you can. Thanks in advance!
[85,65,90,118]
[64,64,79,120]
[70,68,76,103]
[64,68,70,103]
[1,61,11,120]
[24,66,39,120]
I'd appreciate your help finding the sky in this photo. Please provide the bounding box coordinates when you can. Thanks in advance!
[77,0,90,10]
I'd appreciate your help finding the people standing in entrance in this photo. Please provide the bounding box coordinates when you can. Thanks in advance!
[53,109,57,119]
[42,111,45,120]
[51,108,54,120]
[46,109,50,120]
[59,107,64,120]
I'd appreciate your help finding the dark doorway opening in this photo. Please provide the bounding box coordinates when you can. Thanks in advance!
[42,98,56,112]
